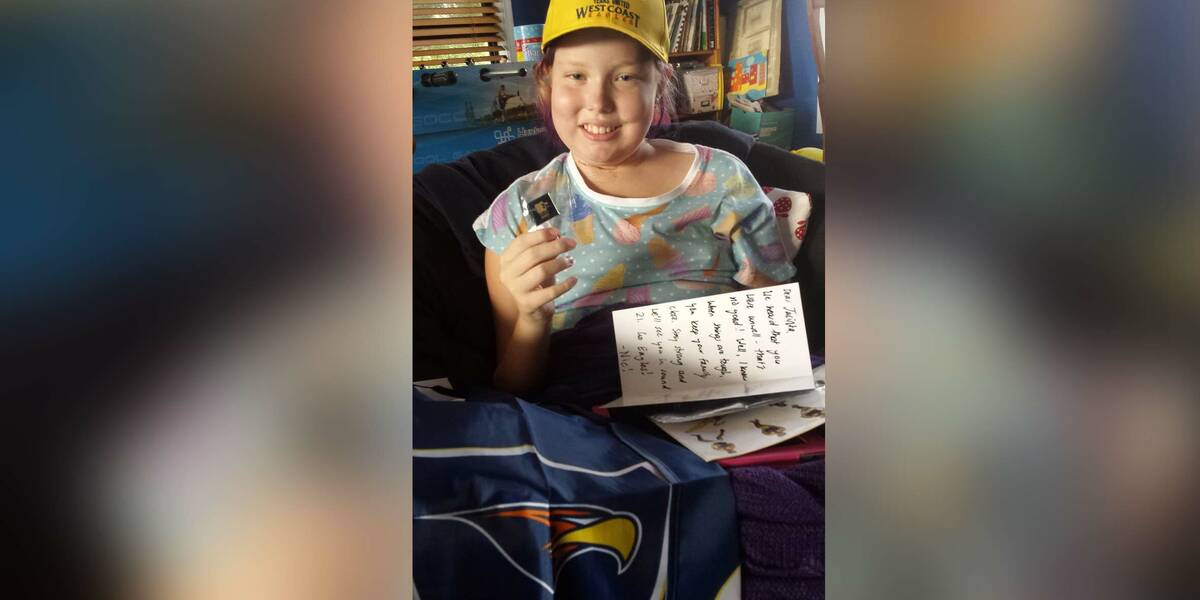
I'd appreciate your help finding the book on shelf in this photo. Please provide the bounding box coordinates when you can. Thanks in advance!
[666,1,681,48]
[708,0,719,49]
[684,0,695,52]
[669,0,689,54]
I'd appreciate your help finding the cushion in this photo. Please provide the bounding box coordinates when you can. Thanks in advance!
[762,186,813,262]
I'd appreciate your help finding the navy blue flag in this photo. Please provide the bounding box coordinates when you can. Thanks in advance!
[414,392,742,599]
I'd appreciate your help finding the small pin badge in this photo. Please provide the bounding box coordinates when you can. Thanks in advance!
[526,194,559,227]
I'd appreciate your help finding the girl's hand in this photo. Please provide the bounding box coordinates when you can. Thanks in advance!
[496,227,578,323]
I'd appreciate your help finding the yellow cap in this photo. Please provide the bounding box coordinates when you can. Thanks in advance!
[542,0,669,63]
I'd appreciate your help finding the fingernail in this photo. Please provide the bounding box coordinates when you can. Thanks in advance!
[563,255,575,266]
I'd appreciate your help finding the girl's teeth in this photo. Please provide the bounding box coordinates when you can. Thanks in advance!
[584,124,615,134]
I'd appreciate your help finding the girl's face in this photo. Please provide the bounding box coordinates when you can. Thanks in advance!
[548,29,659,168]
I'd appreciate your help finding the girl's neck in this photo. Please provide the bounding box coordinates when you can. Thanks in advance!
[573,141,657,197]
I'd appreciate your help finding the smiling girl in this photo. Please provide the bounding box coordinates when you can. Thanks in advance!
[473,0,795,394]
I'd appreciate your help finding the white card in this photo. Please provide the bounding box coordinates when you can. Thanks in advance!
[606,283,814,408]
[655,387,826,461]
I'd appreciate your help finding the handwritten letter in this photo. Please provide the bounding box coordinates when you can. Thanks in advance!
[609,283,814,407]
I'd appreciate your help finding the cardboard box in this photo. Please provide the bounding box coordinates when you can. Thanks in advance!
[678,66,722,115]
[729,107,794,149]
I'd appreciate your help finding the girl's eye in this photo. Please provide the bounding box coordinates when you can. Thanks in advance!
[616,74,636,82]
[565,73,584,81]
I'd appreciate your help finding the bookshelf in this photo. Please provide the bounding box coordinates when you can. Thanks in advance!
[666,0,722,67]
[667,0,725,119]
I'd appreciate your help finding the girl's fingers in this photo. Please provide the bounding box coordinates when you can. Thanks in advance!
[507,235,576,278]
[499,227,559,265]
[527,275,579,308]
[513,256,574,294]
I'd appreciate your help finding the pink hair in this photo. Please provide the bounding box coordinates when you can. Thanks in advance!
[533,41,678,150]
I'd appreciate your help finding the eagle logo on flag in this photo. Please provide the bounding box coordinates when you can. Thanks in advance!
[416,502,642,592]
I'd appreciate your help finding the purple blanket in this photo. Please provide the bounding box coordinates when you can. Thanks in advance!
[729,459,825,600]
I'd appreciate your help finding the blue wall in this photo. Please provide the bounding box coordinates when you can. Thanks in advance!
[763,0,821,148]
[511,0,549,26]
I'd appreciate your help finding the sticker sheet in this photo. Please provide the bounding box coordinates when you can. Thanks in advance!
[654,386,826,462]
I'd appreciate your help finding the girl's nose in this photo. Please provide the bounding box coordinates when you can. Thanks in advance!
[584,81,615,113]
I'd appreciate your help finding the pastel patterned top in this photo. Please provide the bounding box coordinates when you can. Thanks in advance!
[473,139,796,331]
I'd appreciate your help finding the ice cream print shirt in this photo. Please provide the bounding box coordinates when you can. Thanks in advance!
[473,139,796,332]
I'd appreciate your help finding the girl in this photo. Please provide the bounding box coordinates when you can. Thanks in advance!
[474,0,795,394]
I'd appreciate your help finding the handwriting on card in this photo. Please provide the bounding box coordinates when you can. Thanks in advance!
[612,283,814,405]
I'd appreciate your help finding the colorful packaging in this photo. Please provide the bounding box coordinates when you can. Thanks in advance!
[513,24,544,62]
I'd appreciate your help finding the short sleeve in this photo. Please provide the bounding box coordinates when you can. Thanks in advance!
[724,161,797,286]
[473,181,527,255]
